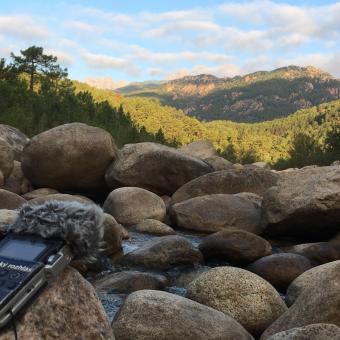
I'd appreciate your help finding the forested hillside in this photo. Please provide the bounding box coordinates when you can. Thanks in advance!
[75,80,340,168]
[116,66,340,123]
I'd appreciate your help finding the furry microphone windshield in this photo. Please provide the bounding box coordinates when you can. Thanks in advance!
[8,200,105,263]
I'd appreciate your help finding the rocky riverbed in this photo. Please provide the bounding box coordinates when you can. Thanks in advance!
[0,122,339,340]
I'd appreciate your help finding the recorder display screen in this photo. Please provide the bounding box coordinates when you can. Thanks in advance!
[0,238,48,261]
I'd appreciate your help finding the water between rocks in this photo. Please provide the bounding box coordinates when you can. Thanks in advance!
[88,230,230,322]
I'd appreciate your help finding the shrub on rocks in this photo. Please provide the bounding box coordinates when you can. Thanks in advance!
[121,235,203,269]
[103,187,166,225]
[171,167,279,204]
[21,123,118,192]
[171,194,262,234]
[199,229,272,265]
[105,142,212,195]
[112,290,254,340]
[247,253,312,292]
[186,266,287,336]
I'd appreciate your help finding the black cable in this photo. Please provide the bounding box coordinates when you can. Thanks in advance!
[9,310,18,340]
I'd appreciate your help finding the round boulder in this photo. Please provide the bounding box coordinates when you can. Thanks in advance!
[105,142,212,196]
[171,194,262,234]
[261,260,340,339]
[266,323,340,340]
[0,138,14,178]
[247,253,312,292]
[133,219,176,236]
[286,260,340,306]
[0,189,26,209]
[262,165,340,239]
[199,229,272,265]
[187,266,288,336]
[121,235,203,269]
[0,267,114,340]
[112,290,254,340]
[103,187,166,225]
[171,167,279,204]
[21,123,117,192]
[0,124,29,161]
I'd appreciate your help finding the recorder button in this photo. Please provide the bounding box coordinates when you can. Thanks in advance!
[47,254,61,265]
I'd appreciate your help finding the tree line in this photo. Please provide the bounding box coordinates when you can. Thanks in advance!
[0,46,172,147]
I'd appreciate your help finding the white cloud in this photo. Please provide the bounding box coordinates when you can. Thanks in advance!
[45,49,73,66]
[166,63,240,80]
[65,20,103,34]
[0,15,49,39]
[80,51,141,76]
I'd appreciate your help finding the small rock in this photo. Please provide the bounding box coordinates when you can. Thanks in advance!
[92,271,168,293]
[179,140,217,158]
[3,161,32,194]
[199,229,272,265]
[0,124,29,161]
[103,187,166,225]
[102,213,123,255]
[203,155,234,171]
[22,187,59,200]
[247,253,312,292]
[0,138,14,178]
[0,209,18,233]
[133,219,176,236]
[0,189,26,209]
[121,235,203,269]
[29,193,94,205]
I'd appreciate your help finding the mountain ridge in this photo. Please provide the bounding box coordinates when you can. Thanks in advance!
[115,65,340,123]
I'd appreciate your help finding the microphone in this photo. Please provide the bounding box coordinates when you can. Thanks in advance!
[7,200,105,263]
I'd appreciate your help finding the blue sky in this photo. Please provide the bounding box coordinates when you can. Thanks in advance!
[0,1,339,88]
